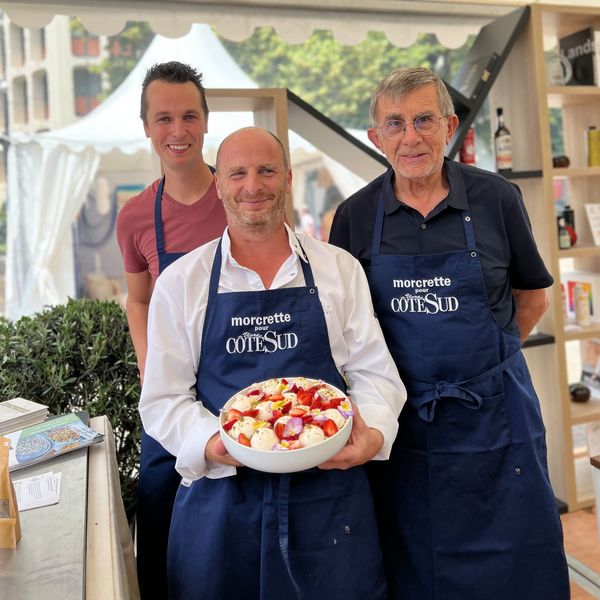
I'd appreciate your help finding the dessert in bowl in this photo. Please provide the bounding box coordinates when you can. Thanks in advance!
[219,377,353,473]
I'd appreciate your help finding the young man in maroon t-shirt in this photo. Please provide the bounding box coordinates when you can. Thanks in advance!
[115,61,227,600]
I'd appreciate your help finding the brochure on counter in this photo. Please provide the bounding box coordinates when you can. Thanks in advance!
[0,397,48,435]
[5,413,103,472]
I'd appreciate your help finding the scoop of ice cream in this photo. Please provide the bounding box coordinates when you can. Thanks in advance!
[293,377,319,391]
[274,415,293,429]
[228,416,257,441]
[298,424,326,447]
[282,392,298,406]
[250,427,280,451]
[323,408,346,430]
[317,386,341,401]
[229,394,256,412]
[260,379,283,395]
[256,401,275,421]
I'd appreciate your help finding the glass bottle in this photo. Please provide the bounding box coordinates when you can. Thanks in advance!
[557,216,571,249]
[494,107,513,174]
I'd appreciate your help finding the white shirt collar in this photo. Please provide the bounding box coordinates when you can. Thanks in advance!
[221,223,309,268]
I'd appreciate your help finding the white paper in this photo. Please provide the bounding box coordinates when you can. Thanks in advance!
[13,471,62,511]
[585,203,600,246]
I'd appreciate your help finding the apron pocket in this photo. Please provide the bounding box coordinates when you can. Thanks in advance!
[447,444,511,495]
[443,392,510,451]
[287,470,347,552]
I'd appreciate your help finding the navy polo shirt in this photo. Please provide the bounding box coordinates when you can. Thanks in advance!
[329,158,553,334]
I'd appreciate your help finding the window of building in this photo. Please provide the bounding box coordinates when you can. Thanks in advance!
[30,28,46,62]
[9,23,25,68]
[12,75,28,124]
[32,69,49,120]
[73,67,101,116]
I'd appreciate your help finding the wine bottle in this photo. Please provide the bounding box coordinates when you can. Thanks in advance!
[494,107,512,174]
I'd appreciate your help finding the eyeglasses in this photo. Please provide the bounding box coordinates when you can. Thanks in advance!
[377,114,447,140]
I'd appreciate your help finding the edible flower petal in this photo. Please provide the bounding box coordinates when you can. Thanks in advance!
[338,400,354,418]
[283,417,304,438]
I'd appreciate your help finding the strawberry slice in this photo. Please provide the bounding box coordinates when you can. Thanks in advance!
[297,390,313,406]
[310,396,322,410]
[268,409,283,425]
[289,407,307,417]
[223,418,238,431]
[238,433,252,447]
[248,389,262,396]
[323,419,339,438]
[226,409,242,422]
[268,393,285,402]
[241,409,259,418]
[275,422,286,439]
[281,401,292,414]
[281,378,289,385]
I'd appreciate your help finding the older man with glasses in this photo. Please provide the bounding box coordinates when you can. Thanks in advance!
[329,66,569,600]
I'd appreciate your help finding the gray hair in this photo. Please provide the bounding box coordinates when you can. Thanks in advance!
[369,67,455,125]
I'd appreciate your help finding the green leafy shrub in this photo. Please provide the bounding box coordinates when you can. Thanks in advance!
[0,298,141,518]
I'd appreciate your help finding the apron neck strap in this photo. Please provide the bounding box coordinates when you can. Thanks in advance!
[372,163,476,253]
[154,176,166,255]
[208,235,316,297]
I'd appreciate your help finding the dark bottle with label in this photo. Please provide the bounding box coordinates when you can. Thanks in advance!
[563,205,575,231]
[494,107,513,174]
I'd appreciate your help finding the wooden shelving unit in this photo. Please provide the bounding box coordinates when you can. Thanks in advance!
[501,4,600,511]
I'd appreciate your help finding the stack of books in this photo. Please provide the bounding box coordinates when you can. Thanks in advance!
[0,397,49,435]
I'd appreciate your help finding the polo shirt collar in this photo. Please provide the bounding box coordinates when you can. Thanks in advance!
[382,157,468,215]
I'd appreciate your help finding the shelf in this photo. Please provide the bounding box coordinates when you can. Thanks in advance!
[558,244,600,259]
[570,394,600,425]
[523,332,555,348]
[564,323,600,341]
[553,166,600,178]
[505,170,542,180]
[547,86,600,108]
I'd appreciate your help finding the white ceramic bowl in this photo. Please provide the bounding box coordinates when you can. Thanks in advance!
[219,377,352,473]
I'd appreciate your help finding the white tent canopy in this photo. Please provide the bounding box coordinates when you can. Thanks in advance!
[6,24,258,320]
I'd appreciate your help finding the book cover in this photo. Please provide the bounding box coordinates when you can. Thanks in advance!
[559,27,597,86]
[5,413,103,471]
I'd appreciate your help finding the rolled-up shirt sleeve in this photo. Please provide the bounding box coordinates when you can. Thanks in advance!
[139,263,235,482]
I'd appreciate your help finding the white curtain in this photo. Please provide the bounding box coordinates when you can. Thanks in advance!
[6,139,100,320]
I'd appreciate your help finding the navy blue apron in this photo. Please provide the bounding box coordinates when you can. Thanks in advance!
[137,175,196,600]
[366,167,569,599]
[166,238,387,600]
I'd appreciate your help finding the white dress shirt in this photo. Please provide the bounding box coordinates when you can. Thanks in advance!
[140,224,406,482]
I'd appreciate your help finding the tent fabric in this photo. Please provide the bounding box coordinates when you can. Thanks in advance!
[6,140,99,320]
[5,23,258,320]
[2,1,516,48]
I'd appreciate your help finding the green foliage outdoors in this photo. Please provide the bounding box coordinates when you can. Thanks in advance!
[95,22,155,94]
[222,29,471,129]
[0,299,141,519]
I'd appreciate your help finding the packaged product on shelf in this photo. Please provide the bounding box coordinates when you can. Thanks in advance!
[562,271,600,323]
[575,282,592,327]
